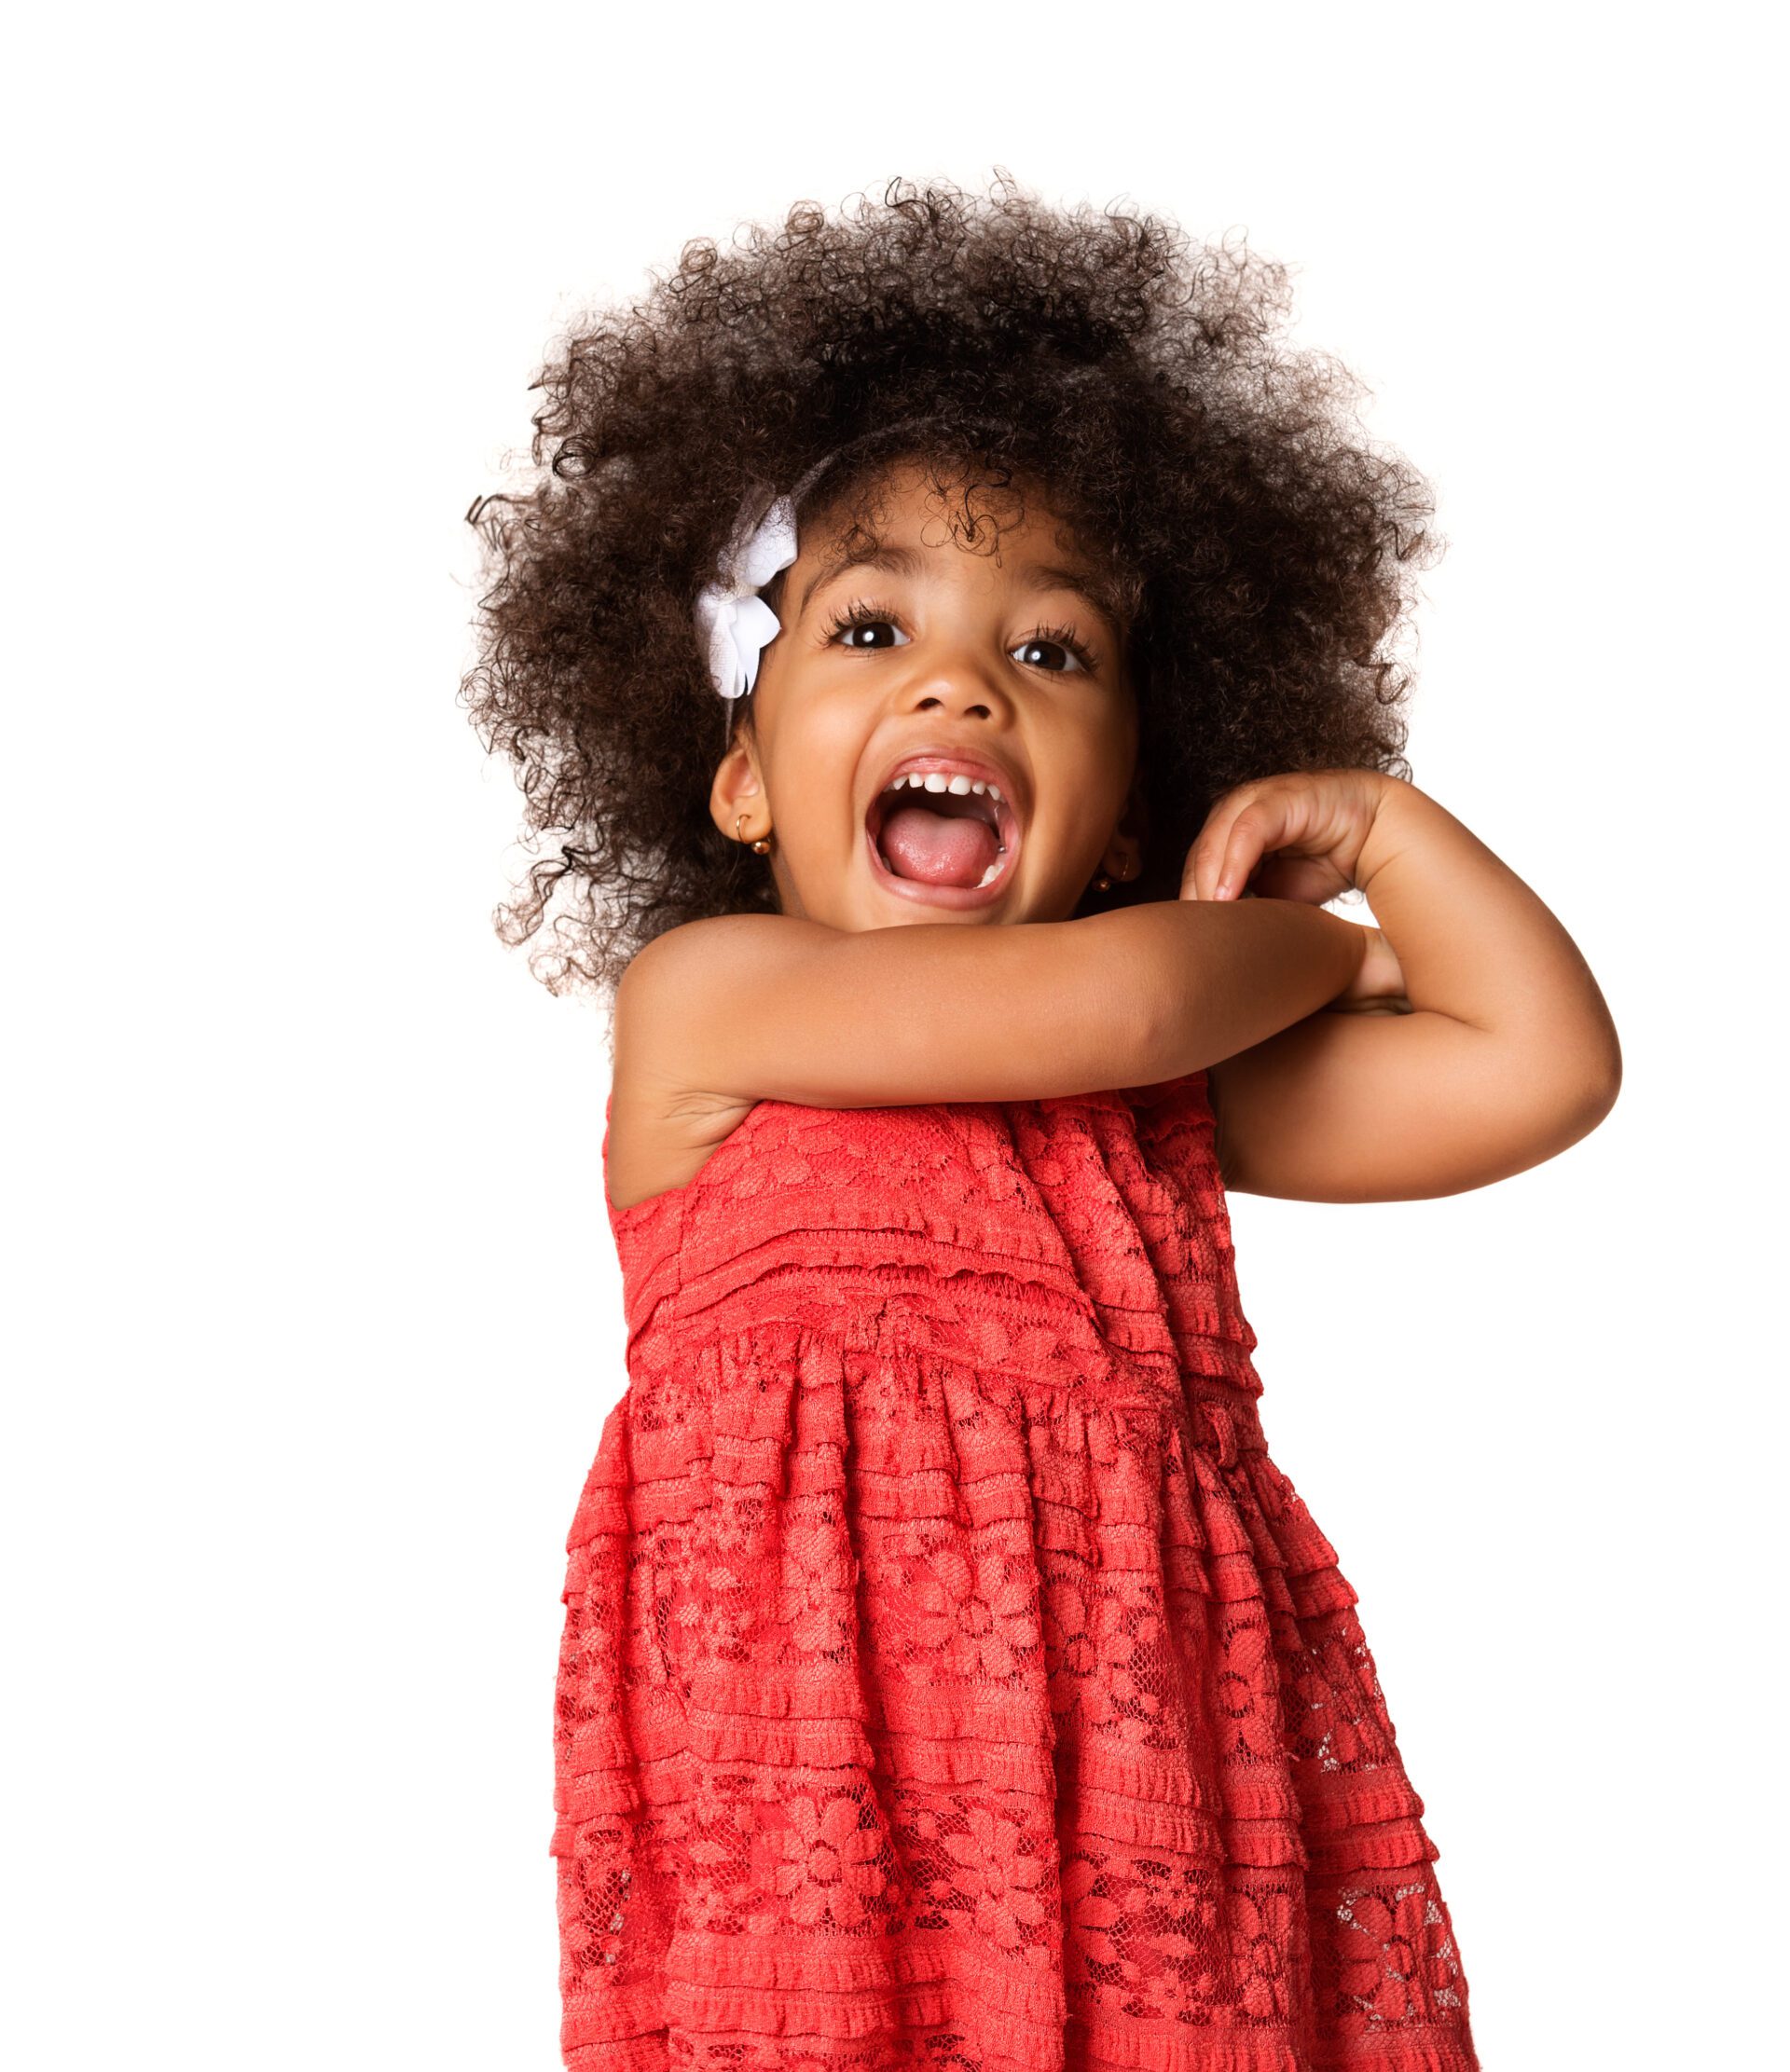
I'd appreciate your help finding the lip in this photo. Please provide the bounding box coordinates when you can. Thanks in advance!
[862,749,1024,909]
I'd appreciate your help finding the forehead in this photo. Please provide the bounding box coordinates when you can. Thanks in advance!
[801,456,1068,556]
[788,457,1127,626]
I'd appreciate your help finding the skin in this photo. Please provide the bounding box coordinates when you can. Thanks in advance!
[606,460,1621,1208]
[716,461,1149,933]
[1183,771,1622,1198]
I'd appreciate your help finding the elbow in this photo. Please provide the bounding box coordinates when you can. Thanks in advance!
[1535,996,1623,1135]
[1595,1036,1623,1122]
[1543,1037,1623,1154]
[1566,991,1623,1134]
[1570,1064,1621,1144]
[1580,1021,1624,1130]
[1488,1017,1621,1173]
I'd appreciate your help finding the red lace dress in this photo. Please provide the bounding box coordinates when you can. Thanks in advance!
[554,1073,1480,2072]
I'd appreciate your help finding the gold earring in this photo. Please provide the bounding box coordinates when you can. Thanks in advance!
[736,812,772,856]
[1095,858,1132,892]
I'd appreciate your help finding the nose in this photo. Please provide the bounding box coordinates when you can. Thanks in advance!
[896,638,1015,722]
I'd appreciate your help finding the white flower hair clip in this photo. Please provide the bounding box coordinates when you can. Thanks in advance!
[692,486,802,703]
[690,425,943,702]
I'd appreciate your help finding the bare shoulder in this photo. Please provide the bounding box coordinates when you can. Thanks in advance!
[618,911,828,1034]
[615,911,833,1105]
[605,915,819,1212]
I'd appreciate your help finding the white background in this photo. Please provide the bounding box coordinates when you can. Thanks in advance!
[7,4,1782,2066]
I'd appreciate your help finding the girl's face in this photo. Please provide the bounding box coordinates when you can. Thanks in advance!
[709,460,1144,932]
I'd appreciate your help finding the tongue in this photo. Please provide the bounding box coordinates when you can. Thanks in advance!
[878,803,1000,887]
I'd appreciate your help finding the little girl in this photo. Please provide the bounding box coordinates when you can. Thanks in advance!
[461,174,1619,2072]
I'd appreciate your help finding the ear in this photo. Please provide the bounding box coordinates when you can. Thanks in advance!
[709,727,768,844]
[1103,775,1149,882]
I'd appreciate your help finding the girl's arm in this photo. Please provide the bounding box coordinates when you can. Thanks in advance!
[609,898,1367,1159]
[1205,779,1622,1201]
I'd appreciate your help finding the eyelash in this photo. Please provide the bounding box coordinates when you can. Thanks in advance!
[819,597,1099,675]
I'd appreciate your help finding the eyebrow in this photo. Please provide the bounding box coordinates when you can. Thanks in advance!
[796,545,1123,632]
[797,545,923,619]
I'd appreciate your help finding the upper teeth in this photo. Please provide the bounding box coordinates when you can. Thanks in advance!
[884,772,1003,802]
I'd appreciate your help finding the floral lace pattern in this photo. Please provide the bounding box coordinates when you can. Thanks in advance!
[554,1075,1480,2070]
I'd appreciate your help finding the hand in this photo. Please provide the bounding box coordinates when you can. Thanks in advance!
[1181,769,1411,1012]
[1179,768,1397,906]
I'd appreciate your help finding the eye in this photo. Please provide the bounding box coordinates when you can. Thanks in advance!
[822,600,911,651]
[820,599,1099,674]
[1014,621,1094,671]
[1011,625,1096,675]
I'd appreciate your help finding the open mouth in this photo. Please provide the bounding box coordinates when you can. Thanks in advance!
[864,765,1022,903]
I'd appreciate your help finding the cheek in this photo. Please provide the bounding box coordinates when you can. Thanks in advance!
[1105,687,1141,772]
[1049,709,1136,825]
[763,714,872,851]
[1025,788,1113,885]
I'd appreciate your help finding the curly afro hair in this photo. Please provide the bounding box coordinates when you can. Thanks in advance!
[460,170,1444,1000]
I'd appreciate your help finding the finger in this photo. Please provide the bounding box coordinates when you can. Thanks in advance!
[1211,776,1349,899]
[1250,851,1353,906]
[1209,802,1278,900]
[1185,786,1275,899]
